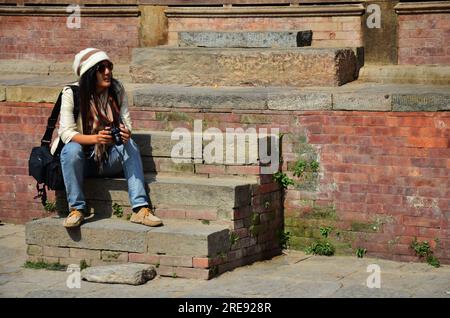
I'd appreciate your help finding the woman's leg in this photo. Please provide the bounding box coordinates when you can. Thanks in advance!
[60,142,88,211]
[101,139,149,209]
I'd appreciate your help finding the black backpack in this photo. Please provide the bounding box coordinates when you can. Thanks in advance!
[28,85,80,207]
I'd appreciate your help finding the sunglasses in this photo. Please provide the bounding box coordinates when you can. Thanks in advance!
[96,62,114,73]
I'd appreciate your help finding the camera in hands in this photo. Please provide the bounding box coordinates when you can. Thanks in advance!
[110,126,123,146]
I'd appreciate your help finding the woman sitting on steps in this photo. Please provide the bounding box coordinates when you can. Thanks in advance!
[52,48,162,228]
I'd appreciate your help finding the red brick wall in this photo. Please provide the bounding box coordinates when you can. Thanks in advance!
[398,13,450,65]
[1,102,449,263]
[0,16,139,62]
[0,102,56,223]
[168,16,363,48]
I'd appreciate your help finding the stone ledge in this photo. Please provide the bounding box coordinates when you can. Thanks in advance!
[395,1,450,14]
[1,78,449,112]
[165,4,366,18]
[0,5,140,16]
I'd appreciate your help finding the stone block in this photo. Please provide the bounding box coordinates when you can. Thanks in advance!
[147,219,230,257]
[131,47,358,87]
[333,92,392,111]
[27,245,42,256]
[81,263,156,285]
[26,218,150,253]
[392,93,450,112]
[268,91,332,111]
[178,31,313,48]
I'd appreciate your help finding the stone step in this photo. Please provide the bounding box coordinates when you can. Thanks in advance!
[130,47,358,87]
[359,65,450,86]
[26,217,230,256]
[178,31,313,48]
[130,82,450,112]
[25,216,282,279]
[56,173,259,221]
[133,130,280,169]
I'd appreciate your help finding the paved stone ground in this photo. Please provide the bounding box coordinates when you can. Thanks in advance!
[1,224,449,298]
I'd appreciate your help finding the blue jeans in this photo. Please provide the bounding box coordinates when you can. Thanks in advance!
[60,139,149,212]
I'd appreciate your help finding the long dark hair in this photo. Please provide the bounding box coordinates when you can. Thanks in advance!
[78,62,121,134]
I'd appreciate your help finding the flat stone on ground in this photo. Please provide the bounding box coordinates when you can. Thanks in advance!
[81,263,156,285]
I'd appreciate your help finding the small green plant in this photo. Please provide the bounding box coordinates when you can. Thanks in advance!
[172,272,177,278]
[80,259,89,270]
[411,238,440,268]
[319,226,332,239]
[310,160,320,172]
[273,172,294,189]
[126,213,132,221]
[356,247,367,258]
[23,260,66,271]
[112,202,123,218]
[305,241,335,256]
[44,201,57,213]
[305,227,335,256]
[201,219,210,225]
[293,160,308,177]
[229,232,239,246]
[210,265,219,276]
[293,159,320,178]
[278,230,291,249]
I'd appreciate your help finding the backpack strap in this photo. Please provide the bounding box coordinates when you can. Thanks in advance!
[53,85,80,157]
[40,91,63,147]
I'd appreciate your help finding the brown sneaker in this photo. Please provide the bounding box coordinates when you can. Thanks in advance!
[63,209,84,228]
[130,207,163,227]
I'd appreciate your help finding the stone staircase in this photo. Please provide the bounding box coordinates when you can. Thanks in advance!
[25,30,362,279]
[26,129,283,279]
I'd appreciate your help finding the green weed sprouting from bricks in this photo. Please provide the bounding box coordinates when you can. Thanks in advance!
[319,226,333,239]
[305,241,335,256]
[112,202,123,218]
[23,260,66,271]
[44,201,57,213]
[80,259,89,271]
[411,238,440,268]
[293,159,320,178]
[201,219,210,225]
[305,226,335,256]
[273,172,294,189]
[229,232,239,246]
[356,247,367,258]
[277,230,291,249]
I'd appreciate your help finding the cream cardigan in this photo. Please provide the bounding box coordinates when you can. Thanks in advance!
[51,81,132,154]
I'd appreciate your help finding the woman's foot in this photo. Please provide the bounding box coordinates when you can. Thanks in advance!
[130,207,163,227]
[63,209,85,228]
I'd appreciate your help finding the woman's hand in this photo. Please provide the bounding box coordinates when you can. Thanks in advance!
[96,129,113,145]
[119,124,131,144]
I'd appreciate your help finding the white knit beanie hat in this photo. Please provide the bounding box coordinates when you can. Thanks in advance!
[72,48,111,78]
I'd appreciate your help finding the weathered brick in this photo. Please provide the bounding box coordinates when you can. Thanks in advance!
[69,248,101,260]
[157,265,212,280]
[27,244,42,256]
[43,246,70,258]
[129,253,160,265]
[101,251,129,263]
[159,255,193,267]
